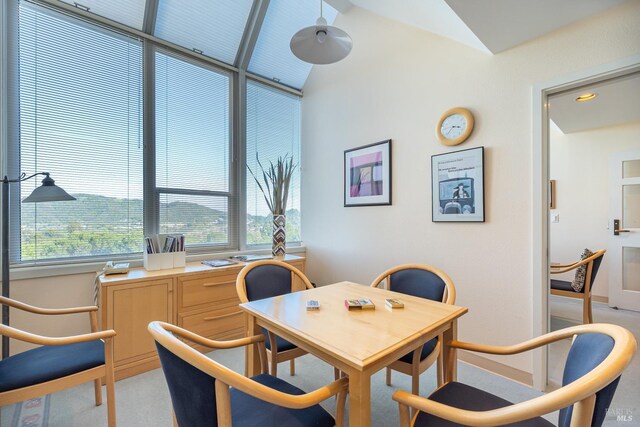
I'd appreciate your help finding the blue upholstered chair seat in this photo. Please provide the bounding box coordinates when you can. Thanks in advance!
[0,340,104,392]
[414,382,554,427]
[230,374,335,427]
[398,337,438,364]
[263,328,297,352]
[550,279,581,293]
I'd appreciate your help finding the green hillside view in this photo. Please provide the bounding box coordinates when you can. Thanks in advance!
[19,194,300,260]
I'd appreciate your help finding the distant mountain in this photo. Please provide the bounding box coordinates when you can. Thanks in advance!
[20,193,298,228]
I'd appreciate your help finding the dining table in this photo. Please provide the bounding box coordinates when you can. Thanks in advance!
[239,281,468,427]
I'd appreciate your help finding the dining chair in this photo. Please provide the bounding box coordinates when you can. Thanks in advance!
[392,323,636,427]
[550,249,605,324]
[236,259,314,377]
[149,321,348,427]
[371,264,455,395]
[0,296,116,427]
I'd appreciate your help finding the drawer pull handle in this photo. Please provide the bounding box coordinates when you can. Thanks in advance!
[204,312,241,321]
[202,283,217,287]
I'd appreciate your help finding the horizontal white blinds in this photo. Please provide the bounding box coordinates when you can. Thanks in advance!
[155,50,233,248]
[246,80,301,245]
[154,0,253,65]
[14,1,144,263]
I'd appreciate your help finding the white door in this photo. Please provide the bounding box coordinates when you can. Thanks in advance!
[609,149,640,311]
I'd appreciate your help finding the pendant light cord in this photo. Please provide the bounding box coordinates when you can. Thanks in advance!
[320,0,323,19]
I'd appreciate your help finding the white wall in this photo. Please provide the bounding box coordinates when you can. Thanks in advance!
[8,273,97,355]
[301,1,640,373]
[550,121,640,299]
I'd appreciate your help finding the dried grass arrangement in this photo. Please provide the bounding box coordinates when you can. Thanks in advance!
[247,155,298,215]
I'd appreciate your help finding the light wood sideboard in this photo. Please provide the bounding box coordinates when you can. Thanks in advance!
[98,255,305,380]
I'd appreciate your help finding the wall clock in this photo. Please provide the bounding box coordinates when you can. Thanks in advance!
[436,107,474,146]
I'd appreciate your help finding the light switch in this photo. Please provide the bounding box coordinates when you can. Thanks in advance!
[551,213,559,223]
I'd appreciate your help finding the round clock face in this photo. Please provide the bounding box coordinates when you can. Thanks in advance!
[440,114,467,140]
[436,107,474,146]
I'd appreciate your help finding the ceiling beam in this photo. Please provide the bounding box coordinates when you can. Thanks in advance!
[235,0,270,70]
[142,0,159,35]
[324,0,353,14]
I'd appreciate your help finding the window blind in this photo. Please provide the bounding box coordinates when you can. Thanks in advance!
[12,1,144,263]
[155,50,234,248]
[246,80,301,246]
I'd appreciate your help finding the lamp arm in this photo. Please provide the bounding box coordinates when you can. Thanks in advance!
[3,172,50,184]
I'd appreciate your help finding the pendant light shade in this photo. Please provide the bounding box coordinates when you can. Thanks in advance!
[290,2,352,65]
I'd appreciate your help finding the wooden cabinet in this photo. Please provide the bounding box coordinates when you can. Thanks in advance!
[99,255,305,380]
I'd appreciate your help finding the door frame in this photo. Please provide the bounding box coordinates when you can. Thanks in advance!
[531,54,640,391]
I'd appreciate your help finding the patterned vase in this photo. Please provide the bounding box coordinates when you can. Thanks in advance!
[272,214,286,258]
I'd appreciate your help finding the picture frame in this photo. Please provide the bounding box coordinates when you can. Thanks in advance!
[431,146,484,222]
[344,140,392,207]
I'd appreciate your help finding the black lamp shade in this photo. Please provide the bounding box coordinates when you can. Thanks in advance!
[22,175,76,203]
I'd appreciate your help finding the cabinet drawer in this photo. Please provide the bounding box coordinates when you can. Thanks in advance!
[179,272,241,312]
[179,307,245,340]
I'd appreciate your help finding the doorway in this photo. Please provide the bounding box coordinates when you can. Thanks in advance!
[531,55,640,390]
[546,71,640,390]
[533,55,640,425]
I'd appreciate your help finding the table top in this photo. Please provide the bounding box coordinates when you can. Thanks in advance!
[239,281,468,371]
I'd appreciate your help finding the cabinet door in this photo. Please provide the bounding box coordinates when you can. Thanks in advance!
[106,279,173,364]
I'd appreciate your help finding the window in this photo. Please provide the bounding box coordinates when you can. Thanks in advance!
[155,50,234,248]
[246,80,301,245]
[12,1,143,263]
[154,0,253,65]
[6,0,304,265]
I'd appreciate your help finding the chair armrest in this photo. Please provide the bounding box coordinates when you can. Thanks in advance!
[0,296,98,315]
[549,250,606,274]
[0,323,115,346]
[450,323,603,355]
[157,321,265,350]
[550,262,577,268]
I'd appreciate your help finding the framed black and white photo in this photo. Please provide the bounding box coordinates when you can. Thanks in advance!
[431,146,484,222]
[344,140,392,207]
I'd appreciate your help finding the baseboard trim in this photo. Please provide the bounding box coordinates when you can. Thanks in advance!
[458,350,533,387]
[592,295,608,304]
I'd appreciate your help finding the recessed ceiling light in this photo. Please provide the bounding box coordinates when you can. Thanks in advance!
[575,93,597,102]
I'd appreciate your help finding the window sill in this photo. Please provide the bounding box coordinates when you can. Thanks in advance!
[11,245,307,281]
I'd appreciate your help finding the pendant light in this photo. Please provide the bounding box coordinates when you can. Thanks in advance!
[290,0,352,65]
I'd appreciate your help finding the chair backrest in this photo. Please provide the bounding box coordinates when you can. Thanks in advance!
[587,252,605,290]
[371,264,456,304]
[155,341,219,427]
[559,332,621,427]
[236,260,313,303]
[149,321,268,427]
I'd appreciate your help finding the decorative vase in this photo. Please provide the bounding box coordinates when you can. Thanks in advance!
[272,214,286,258]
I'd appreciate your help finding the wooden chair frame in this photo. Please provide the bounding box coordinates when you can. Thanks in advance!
[236,260,314,377]
[0,296,116,427]
[393,323,636,427]
[550,249,606,324]
[148,321,348,427]
[371,264,456,395]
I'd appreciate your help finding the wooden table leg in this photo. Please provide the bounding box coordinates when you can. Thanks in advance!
[245,314,262,377]
[348,370,371,427]
[441,320,458,384]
